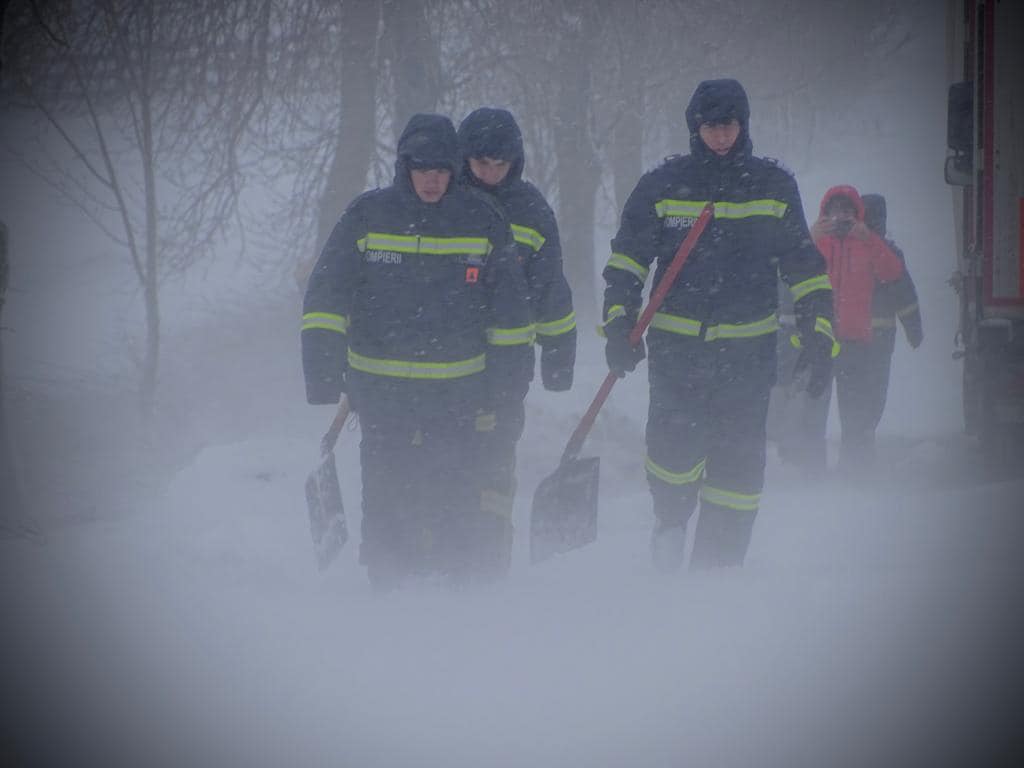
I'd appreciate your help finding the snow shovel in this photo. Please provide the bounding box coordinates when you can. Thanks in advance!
[305,396,351,570]
[530,203,714,564]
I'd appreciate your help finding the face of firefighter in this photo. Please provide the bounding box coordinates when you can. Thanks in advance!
[410,168,452,203]
[468,156,512,187]
[698,119,741,156]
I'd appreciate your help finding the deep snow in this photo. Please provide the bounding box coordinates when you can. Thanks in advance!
[3,360,1023,767]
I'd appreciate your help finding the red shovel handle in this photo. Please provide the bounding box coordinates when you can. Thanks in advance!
[561,203,714,463]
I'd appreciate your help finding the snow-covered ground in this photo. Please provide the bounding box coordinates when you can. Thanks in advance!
[4,9,1022,764]
[3,355,1023,767]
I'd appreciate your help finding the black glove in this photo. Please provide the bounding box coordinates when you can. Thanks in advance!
[792,329,834,399]
[603,316,645,376]
[540,336,576,392]
[305,370,346,406]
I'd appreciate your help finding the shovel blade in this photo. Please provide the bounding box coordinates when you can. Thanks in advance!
[305,451,348,571]
[530,456,600,564]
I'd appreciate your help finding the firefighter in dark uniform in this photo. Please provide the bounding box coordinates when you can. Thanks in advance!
[456,107,577,577]
[301,113,533,589]
[601,79,836,571]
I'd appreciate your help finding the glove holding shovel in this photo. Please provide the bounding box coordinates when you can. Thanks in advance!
[791,319,839,399]
[603,313,646,377]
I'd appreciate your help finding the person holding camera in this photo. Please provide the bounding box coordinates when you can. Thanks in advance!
[803,185,906,475]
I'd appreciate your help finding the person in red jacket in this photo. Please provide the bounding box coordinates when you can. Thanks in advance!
[787,185,904,474]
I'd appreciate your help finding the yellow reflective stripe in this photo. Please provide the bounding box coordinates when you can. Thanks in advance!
[347,350,486,379]
[871,317,897,329]
[486,325,537,346]
[536,311,576,337]
[358,232,492,255]
[511,224,546,251]
[606,252,649,281]
[705,314,779,341]
[815,316,836,341]
[700,484,760,511]
[714,199,788,219]
[649,311,702,337]
[656,199,788,220]
[655,199,709,218]
[645,456,706,486]
[897,302,919,318]
[815,316,841,358]
[301,312,348,334]
[790,274,832,302]
[605,305,626,323]
[597,305,627,338]
[790,317,840,357]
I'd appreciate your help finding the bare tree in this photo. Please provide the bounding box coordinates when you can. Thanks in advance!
[317,1,381,252]
[383,0,442,142]
[3,0,270,416]
[0,220,29,534]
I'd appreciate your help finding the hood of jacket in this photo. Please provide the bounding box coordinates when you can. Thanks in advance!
[684,78,753,164]
[819,184,866,221]
[394,113,461,197]
[456,107,525,190]
[861,193,887,236]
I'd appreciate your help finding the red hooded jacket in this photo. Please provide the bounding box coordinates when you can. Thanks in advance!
[813,185,904,342]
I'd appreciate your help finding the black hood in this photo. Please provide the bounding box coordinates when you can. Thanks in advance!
[684,78,753,163]
[862,193,887,236]
[395,113,460,193]
[457,107,525,189]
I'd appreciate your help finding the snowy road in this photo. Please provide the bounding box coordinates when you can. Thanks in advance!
[3,381,1022,768]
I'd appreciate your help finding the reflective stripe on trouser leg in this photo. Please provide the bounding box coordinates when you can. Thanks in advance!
[645,353,712,527]
[473,400,524,581]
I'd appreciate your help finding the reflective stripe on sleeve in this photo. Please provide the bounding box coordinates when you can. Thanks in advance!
[486,325,537,346]
[871,317,897,329]
[605,252,650,282]
[605,305,627,323]
[301,312,348,334]
[815,316,841,358]
[790,274,832,302]
[700,484,760,512]
[511,224,546,251]
[347,350,486,379]
[535,311,576,337]
[897,302,919,318]
[645,456,706,486]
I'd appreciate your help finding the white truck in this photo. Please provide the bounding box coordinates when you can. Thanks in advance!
[944,0,1024,464]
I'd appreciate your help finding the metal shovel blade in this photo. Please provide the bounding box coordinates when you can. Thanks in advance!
[305,450,348,571]
[529,455,600,564]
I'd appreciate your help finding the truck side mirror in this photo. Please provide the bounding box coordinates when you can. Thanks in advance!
[945,81,973,186]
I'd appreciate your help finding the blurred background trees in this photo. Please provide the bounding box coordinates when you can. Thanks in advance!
[1,0,924,410]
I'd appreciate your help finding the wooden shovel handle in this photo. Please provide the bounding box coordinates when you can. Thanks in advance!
[320,395,351,456]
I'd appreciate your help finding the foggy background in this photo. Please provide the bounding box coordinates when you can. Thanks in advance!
[1,1,1021,766]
